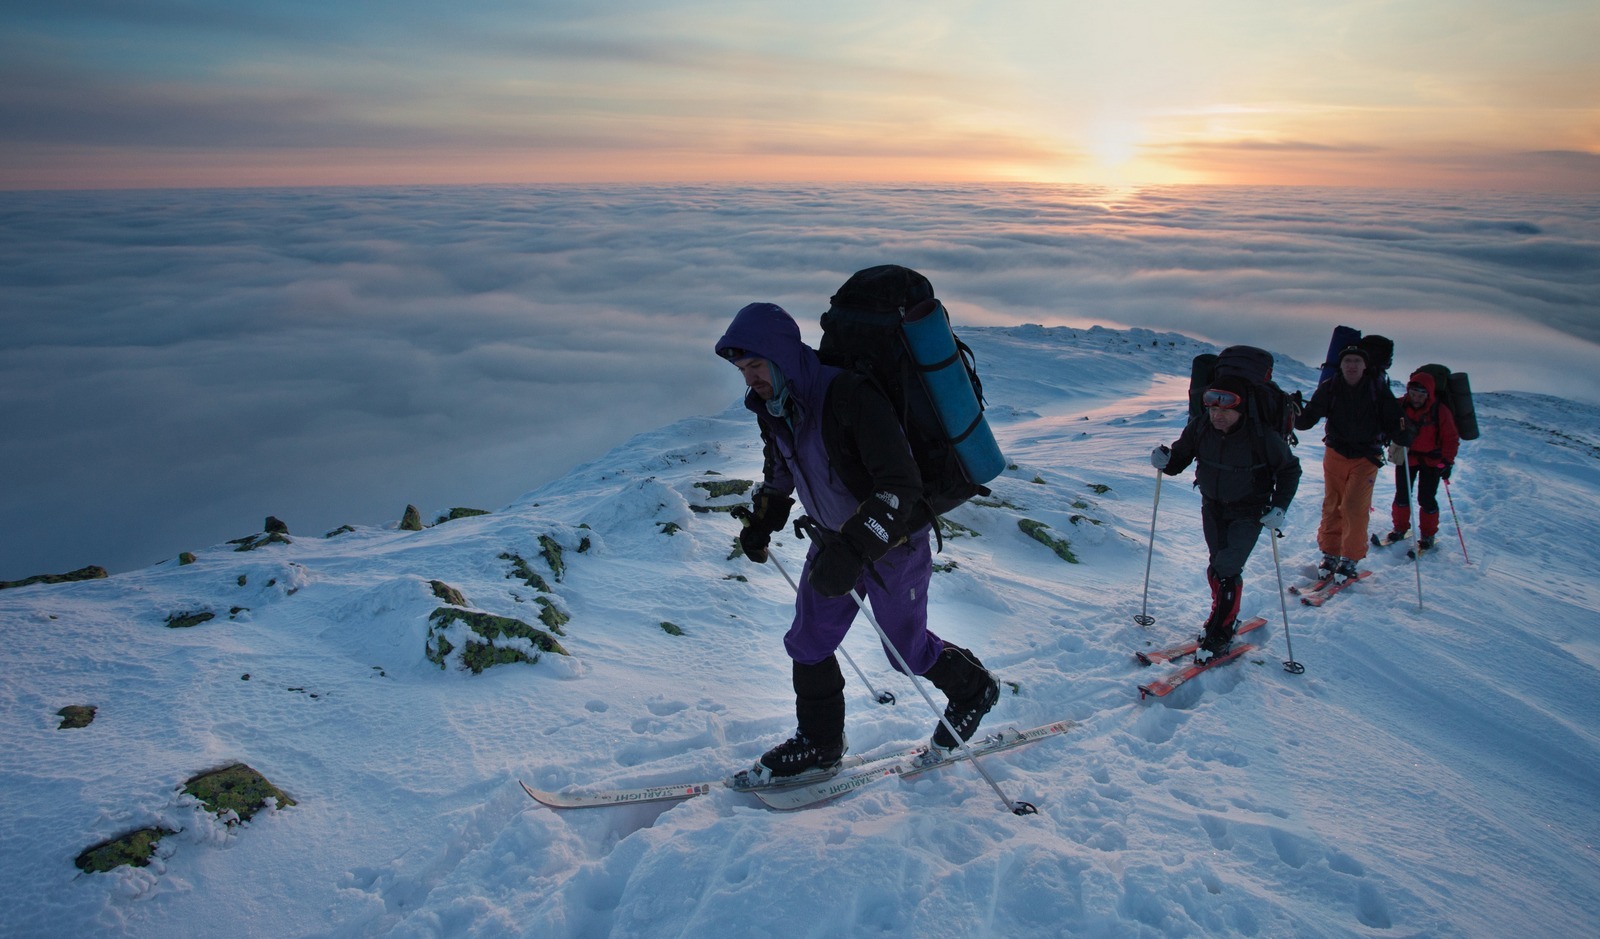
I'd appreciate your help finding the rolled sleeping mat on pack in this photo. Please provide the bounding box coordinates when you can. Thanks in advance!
[1451,371,1479,441]
[902,301,1006,485]
[1321,325,1362,386]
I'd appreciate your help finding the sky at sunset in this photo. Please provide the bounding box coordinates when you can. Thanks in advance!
[2,0,1597,191]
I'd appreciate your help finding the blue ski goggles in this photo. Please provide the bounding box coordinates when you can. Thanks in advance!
[1203,389,1242,410]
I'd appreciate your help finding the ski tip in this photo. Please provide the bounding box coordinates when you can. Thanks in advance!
[518,779,554,804]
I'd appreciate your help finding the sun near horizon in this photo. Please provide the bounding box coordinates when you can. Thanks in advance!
[0,2,1595,193]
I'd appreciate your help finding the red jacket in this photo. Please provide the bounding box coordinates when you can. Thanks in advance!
[1402,371,1460,469]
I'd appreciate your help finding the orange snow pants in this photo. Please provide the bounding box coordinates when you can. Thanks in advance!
[1318,450,1380,561]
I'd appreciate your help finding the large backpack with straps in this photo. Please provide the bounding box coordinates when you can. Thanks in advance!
[817,265,1005,517]
[1189,345,1302,448]
[1414,363,1480,441]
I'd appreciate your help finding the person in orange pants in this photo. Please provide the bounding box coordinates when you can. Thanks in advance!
[1295,345,1407,581]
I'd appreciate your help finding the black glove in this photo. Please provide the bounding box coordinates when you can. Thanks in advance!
[737,489,794,563]
[1441,463,1452,480]
[838,494,906,563]
[808,529,866,598]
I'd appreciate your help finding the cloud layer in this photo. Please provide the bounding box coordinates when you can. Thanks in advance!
[2,183,1597,580]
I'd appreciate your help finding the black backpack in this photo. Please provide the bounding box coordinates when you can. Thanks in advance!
[1414,363,1480,441]
[1359,334,1395,388]
[1189,345,1302,449]
[818,265,1004,517]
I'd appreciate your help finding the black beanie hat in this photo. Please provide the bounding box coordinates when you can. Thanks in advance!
[1338,344,1370,367]
[1209,374,1252,399]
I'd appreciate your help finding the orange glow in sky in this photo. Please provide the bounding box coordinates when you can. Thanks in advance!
[1,2,1595,191]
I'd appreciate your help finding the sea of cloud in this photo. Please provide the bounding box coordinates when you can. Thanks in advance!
[2,183,1596,580]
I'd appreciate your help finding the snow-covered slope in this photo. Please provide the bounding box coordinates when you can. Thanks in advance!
[3,325,1597,938]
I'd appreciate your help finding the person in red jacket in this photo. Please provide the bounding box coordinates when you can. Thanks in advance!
[1383,370,1460,550]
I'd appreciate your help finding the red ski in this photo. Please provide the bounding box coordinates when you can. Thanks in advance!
[1299,570,1372,607]
[1135,617,1267,666]
[1139,643,1256,699]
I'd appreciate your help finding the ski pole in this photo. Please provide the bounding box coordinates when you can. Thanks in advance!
[732,506,895,705]
[795,517,1036,816]
[1267,528,1304,674]
[841,585,1036,816]
[1443,477,1471,564]
[1135,469,1163,626]
[1404,449,1423,611]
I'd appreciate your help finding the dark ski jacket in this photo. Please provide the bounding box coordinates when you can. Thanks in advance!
[1164,414,1301,516]
[715,303,925,533]
[1295,372,1405,464]
[1401,371,1459,470]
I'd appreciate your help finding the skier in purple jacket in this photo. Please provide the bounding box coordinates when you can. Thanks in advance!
[717,302,999,783]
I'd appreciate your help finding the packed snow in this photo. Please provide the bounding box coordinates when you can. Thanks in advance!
[2,324,1597,938]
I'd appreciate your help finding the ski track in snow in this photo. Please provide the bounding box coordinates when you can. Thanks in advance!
[2,325,1598,938]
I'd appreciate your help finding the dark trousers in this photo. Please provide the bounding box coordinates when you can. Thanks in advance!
[1391,461,1444,537]
[1201,500,1264,580]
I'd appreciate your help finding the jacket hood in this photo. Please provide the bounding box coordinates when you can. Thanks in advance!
[1407,370,1437,403]
[715,302,827,398]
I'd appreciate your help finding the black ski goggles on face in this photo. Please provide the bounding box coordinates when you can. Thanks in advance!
[1407,382,1428,393]
[1203,389,1242,410]
[719,347,754,362]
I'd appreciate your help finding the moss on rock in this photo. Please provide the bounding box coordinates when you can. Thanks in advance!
[58,704,96,729]
[183,763,296,823]
[693,478,754,499]
[0,565,108,591]
[1018,519,1079,563]
[230,531,291,552]
[430,580,468,606]
[75,827,176,873]
[426,607,568,673]
[500,552,552,593]
[400,505,424,531]
[538,535,566,581]
[165,610,216,629]
[534,597,569,635]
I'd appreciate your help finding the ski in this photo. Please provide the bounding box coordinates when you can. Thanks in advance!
[1299,569,1373,607]
[1138,642,1257,699]
[519,742,927,810]
[751,719,1076,811]
[1135,616,1267,666]
[1287,574,1336,596]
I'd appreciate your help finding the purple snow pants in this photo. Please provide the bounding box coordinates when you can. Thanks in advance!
[786,530,944,675]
